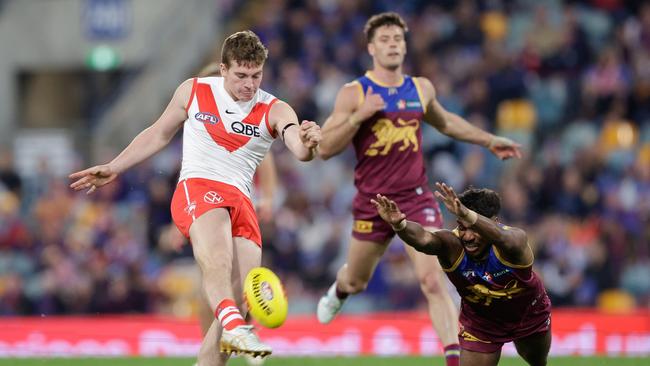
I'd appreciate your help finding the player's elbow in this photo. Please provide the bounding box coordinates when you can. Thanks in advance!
[318,148,333,160]
[295,148,316,162]
[316,144,333,160]
[316,142,342,160]
[297,154,313,162]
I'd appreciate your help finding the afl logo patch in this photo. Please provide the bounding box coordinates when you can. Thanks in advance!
[260,281,274,301]
[195,112,219,124]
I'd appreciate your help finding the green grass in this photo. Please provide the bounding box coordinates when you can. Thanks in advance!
[0,356,648,366]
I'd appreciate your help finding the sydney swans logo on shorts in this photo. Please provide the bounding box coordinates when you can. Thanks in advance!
[203,191,224,204]
[195,112,219,125]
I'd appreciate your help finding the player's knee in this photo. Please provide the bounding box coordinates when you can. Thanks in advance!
[418,271,445,296]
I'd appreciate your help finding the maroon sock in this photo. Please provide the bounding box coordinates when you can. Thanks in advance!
[444,344,460,366]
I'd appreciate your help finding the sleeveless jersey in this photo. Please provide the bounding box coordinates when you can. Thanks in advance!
[352,72,427,195]
[180,77,278,197]
[444,242,551,329]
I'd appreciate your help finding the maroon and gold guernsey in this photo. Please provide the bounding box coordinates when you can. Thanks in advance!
[350,72,443,242]
[443,231,552,352]
[352,72,427,195]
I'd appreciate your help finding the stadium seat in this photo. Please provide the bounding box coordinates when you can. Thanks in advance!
[496,99,537,131]
[596,289,636,313]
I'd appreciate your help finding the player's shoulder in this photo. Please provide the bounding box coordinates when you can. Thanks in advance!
[338,80,364,98]
[437,228,463,242]
[196,75,221,83]
[412,76,434,91]
[332,80,364,109]
[341,79,364,91]
[411,76,436,102]
[173,78,197,105]
[267,99,295,119]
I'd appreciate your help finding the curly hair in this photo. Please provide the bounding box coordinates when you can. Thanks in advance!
[363,12,408,43]
[458,187,501,218]
[221,30,268,68]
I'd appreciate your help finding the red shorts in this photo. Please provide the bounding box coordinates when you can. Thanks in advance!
[170,178,262,247]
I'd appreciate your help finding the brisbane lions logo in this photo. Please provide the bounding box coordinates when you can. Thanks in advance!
[465,280,525,306]
[365,118,419,156]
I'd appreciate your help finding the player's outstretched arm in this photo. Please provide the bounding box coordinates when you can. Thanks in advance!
[318,83,385,160]
[69,78,192,194]
[269,101,321,161]
[371,194,457,257]
[418,77,522,160]
[434,182,533,266]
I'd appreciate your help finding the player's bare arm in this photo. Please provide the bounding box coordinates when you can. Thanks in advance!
[434,182,533,266]
[417,77,523,160]
[269,100,321,161]
[371,194,460,266]
[318,83,385,159]
[69,78,193,194]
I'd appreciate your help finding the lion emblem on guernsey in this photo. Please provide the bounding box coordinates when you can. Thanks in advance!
[365,118,419,156]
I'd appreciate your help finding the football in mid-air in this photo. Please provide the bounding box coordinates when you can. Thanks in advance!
[243,267,288,328]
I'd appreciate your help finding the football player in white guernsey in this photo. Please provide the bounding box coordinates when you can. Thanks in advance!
[70,31,321,365]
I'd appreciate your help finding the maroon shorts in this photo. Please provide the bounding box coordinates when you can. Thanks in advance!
[459,307,552,353]
[351,185,443,243]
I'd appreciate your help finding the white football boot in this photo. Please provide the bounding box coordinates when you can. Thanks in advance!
[220,325,272,358]
[317,283,345,324]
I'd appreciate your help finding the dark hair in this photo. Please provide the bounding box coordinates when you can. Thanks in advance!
[221,30,268,68]
[364,12,408,43]
[458,187,501,218]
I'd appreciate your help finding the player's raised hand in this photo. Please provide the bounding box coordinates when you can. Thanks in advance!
[371,194,406,226]
[69,164,118,194]
[299,120,321,148]
[434,182,470,218]
[356,86,386,121]
[487,136,523,160]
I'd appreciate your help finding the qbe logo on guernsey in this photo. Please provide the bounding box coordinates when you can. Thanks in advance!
[231,121,260,137]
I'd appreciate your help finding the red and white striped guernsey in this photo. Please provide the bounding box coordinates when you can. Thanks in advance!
[181,76,279,197]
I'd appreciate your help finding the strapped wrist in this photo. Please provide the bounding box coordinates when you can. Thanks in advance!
[460,210,478,226]
[392,219,407,232]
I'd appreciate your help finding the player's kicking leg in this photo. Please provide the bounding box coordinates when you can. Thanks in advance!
[190,209,270,365]
[197,296,264,365]
[225,236,269,364]
[317,237,390,324]
[405,243,461,366]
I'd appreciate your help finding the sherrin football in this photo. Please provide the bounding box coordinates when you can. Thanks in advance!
[243,267,288,328]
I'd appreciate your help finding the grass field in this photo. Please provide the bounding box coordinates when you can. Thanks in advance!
[0,356,648,366]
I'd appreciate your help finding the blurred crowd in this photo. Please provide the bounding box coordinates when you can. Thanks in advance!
[1,0,649,316]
